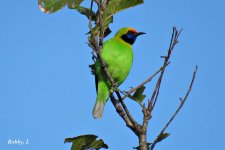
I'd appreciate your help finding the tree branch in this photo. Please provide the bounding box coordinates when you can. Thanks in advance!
[149,65,198,150]
[116,91,141,132]
[139,27,183,150]
[121,62,170,101]
[148,28,182,111]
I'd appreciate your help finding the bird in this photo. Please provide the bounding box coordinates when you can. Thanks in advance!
[91,27,145,118]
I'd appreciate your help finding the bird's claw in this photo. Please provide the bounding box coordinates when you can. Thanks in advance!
[112,82,118,89]
[109,82,119,93]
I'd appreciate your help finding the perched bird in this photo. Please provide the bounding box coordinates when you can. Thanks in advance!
[92,27,145,118]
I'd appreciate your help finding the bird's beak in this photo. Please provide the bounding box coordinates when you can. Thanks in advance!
[136,32,146,37]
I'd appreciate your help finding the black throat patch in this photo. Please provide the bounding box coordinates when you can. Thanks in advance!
[121,35,135,45]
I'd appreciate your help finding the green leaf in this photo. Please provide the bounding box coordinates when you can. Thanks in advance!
[38,0,96,20]
[129,86,146,103]
[67,0,84,9]
[89,139,108,149]
[103,27,112,38]
[76,6,96,20]
[64,134,108,150]
[38,0,67,14]
[103,0,144,21]
[100,0,143,36]
[64,137,75,143]
[155,133,170,143]
[87,16,113,38]
[67,0,96,20]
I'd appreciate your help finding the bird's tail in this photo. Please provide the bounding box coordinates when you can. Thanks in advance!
[92,101,105,119]
[92,79,109,119]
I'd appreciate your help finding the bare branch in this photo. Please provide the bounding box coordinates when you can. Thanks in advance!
[150,65,198,150]
[88,0,94,30]
[148,28,183,111]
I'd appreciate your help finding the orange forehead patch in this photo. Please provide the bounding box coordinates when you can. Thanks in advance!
[129,28,137,33]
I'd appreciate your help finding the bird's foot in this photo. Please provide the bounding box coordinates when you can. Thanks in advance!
[112,82,118,89]
[109,82,119,93]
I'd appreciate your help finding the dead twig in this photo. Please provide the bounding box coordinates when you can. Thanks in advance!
[148,28,182,111]
[149,65,198,150]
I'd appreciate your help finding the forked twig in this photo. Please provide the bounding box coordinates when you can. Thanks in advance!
[149,65,198,150]
[148,28,182,111]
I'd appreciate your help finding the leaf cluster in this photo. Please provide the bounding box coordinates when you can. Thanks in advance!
[38,0,143,38]
[64,134,108,150]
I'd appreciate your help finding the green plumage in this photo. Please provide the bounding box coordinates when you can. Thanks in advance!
[92,27,144,118]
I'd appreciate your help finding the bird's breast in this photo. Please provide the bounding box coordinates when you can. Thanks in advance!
[102,38,133,85]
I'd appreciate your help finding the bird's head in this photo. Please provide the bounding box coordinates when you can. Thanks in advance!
[115,27,145,45]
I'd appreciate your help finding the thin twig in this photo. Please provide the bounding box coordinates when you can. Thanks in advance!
[139,27,182,150]
[88,0,97,62]
[148,28,182,111]
[98,0,104,47]
[150,65,198,150]
[121,62,170,101]
[88,0,94,30]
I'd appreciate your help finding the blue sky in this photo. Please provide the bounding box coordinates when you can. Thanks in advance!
[0,0,224,150]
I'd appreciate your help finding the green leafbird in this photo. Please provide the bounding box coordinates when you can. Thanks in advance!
[92,27,145,118]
